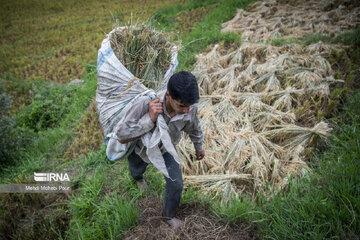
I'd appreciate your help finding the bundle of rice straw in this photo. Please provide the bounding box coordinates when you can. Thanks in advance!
[180,42,338,200]
[110,24,173,90]
[96,22,178,136]
[221,0,360,42]
[177,0,356,201]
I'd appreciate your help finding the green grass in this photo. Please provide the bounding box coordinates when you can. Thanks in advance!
[256,89,360,239]
[270,26,360,47]
[1,0,360,239]
[66,149,139,240]
[1,0,259,239]
[0,0,182,116]
[305,27,360,47]
[64,142,167,239]
[0,64,97,182]
[152,0,256,71]
[251,33,360,238]
[151,0,218,31]
[0,0,181,83]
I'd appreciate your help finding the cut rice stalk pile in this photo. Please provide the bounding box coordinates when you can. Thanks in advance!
[221,0,360,42]
[178,0,356,200]
[180,42,341,199]
[110,24,174,90]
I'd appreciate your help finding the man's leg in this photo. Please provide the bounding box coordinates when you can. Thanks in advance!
[127,151,148,181]
[162,152,183,220]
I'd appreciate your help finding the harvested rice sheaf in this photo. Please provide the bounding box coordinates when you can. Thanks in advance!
[221,0,360,42]
[110,24,174,90]
[180,42,338,198]
[179,0,356,200]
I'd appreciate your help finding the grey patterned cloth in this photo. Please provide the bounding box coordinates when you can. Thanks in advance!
[116,92,204,178]
[96,27,178,135]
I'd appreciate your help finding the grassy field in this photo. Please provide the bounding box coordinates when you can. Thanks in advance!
[0,0,185,112]
[1,0,359,239]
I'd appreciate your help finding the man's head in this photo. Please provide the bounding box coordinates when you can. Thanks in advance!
[166,71,199,115]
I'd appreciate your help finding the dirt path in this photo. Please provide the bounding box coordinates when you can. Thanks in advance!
[123,196,259,240]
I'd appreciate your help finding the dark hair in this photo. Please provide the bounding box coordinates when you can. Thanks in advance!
[167,71,199,105]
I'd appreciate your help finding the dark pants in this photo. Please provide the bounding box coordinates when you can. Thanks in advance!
[127,151,183,218]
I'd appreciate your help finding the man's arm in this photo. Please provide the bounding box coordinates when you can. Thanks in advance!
[116,96,155,143]
[118,98,163,143]
[183,107,205,160]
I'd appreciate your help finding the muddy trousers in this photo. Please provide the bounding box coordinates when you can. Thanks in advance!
[127,151,183,218]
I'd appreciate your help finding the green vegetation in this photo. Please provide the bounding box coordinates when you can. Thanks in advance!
[0,85,33,168]
[67,149,139,240]
[0,64,97,182]
[64,141,168,239]
[256,29,360,238]
[270,26,360,47]
[0,86,17,166]
[270,37,302,46]
[304,26,360,47]
[16,84,79,132]
[257,89,360,239]
[152,0,255,71]
[152,0,218,31]
[1,0,360,239]
[0,0,181,113]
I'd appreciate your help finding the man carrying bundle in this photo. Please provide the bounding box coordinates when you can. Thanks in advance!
[117,71,205,229]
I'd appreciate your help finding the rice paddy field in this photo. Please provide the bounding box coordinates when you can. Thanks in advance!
[1,0,359,239]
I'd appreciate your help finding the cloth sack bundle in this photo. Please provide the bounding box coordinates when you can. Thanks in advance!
[96,27,179,178]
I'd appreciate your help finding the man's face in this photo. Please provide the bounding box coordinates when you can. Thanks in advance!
[166,92,191,115]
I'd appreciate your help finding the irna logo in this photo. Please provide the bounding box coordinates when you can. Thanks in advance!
[34,172,70,182]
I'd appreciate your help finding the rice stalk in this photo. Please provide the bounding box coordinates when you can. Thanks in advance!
[110,23,175,90]
[263,121,332,147]
[212,97,239,123]
[221,0,360,42]
[272,86,297,111]
[291,70,323,89]
[184,173,251,184]
[311,55,333,75]
[180,0,354,198]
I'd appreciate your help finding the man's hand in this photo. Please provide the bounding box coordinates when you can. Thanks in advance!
[149,99,163,122]
[196,150,205,160]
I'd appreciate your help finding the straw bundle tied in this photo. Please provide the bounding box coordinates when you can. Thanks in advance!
[110,24,173,90]
[177,0,355,201]
[221,0,360,42]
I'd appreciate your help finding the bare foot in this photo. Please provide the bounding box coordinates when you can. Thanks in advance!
[136,179,148,190]
[166,217,184,229]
